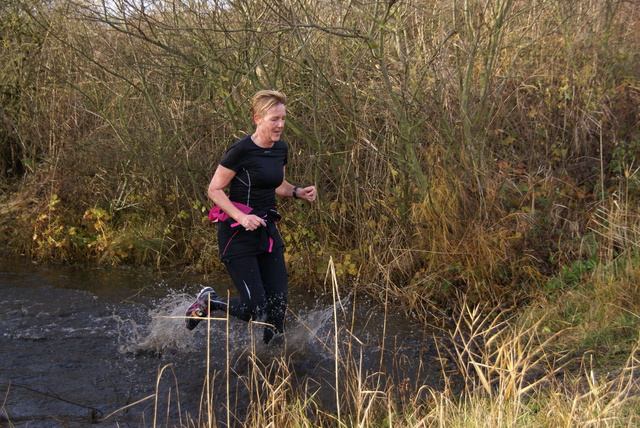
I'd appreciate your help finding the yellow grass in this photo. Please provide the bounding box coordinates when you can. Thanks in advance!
[81,260,640,428]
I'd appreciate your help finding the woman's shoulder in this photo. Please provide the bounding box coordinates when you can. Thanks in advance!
[224,135,254,156]
[229,135,253,149]
[221,135,252,168]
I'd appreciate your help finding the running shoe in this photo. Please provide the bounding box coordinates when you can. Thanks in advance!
[185,286,220,330]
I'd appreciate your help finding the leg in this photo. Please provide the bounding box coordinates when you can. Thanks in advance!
[186,251,288,344]
[256,248,288,344]
[223,255,268,324]
[185,256,266,330]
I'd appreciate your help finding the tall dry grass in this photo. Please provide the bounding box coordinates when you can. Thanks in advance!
[1,0,639,305]
[82,260,639,427]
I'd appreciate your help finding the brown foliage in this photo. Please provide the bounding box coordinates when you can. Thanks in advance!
[1,0,639,305]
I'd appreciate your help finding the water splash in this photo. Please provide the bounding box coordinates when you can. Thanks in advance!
[251,293,352,362]
[115,288,351,361]
[116,292,196,355]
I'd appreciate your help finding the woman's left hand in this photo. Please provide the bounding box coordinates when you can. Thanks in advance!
[297,186,317,202]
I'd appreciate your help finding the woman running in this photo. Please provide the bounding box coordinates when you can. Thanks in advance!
[185,90,317,344]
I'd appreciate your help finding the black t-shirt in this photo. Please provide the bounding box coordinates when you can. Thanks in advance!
[216,135,288,261]
[220,135,288,209]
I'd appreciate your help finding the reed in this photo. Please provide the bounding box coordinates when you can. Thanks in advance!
[77,258,638,427]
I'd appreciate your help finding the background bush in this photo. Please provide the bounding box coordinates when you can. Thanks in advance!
[1,0,639,309]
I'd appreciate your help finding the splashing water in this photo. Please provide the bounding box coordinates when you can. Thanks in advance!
[275,293,352,359]
[118,292,196,354]
[115,287,348,361]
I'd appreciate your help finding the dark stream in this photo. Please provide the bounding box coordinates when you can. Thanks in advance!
[0,259,443,427]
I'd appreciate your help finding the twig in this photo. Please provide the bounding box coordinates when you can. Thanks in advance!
[1,382,104,421]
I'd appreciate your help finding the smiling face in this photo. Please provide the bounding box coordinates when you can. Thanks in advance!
[253,103,286,146]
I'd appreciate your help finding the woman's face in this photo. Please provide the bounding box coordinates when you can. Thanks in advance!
[254,103,286,143]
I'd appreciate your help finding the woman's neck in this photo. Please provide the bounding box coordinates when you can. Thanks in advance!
[251,133,274,148]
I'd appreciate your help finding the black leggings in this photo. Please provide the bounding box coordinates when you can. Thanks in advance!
[219,247,288,344]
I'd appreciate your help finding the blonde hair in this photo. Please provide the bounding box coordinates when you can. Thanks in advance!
[251,90,287,117]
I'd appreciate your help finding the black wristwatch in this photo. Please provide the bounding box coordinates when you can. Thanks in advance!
[293,186,301,199]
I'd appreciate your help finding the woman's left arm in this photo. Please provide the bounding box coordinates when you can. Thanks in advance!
[276,168,317,202]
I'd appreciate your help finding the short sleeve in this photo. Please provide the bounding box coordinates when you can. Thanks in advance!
[220,141,245,172]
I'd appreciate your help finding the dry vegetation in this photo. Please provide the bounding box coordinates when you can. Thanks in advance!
[1,0,640,425]
[88,265,639,427]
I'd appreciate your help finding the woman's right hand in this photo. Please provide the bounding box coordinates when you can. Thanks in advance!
[240,214,266,231]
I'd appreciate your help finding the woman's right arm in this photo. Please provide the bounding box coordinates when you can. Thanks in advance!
[207,165,266,231]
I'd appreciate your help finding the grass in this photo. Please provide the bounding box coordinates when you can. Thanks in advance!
[0,256,637,427]
[57,260,635,428]
[1,0,639,424]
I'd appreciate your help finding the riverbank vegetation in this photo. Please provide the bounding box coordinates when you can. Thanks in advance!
[1,0,640,425]
[99,264,639,427]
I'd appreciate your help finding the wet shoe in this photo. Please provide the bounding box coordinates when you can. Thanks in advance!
[185,286,219,330]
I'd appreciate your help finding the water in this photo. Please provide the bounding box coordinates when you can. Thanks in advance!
[0,259,442,427]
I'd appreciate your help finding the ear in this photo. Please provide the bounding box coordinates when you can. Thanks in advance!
[253,113,262,125]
